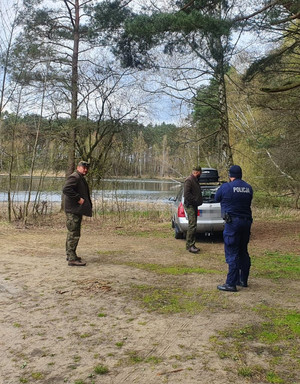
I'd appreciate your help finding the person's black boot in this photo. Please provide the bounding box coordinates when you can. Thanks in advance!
[217,284,237,292]
[68,259,86,266]
[237,281,248,287]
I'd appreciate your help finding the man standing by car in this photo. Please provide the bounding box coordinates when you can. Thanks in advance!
[63,161,93,266]
[215,165,253,292]
[184,166,203,253]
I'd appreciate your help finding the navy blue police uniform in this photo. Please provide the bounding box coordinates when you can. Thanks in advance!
[215,166,253,291]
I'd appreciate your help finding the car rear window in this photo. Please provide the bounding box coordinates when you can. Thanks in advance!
[175,185,220,204]
[201,186,219,203]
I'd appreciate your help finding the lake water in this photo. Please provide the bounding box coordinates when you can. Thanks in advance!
[0,175,182,204]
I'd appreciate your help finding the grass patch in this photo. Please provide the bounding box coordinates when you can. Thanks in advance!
[125,262,220,275]
[129,210,169,221]
[31,372,44,380]
[127,351,144,364]
[145,355,163,364]
[125,350,163,365]
[130,284,227,314]
[238,366,254,377]
[211,305,300,384]
[253,305,300,339]
[252,251,300,280]
[266,371,285,383]
[79,333,91,339]
[94,364,109,375]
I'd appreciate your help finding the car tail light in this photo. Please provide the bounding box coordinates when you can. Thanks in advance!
[177,202,186,217]
[178,203,200,217]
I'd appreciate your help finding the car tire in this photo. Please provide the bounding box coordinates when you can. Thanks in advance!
[174,224,184,239]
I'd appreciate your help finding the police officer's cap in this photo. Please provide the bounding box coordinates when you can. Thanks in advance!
[229,165,242,179]
[78,161,90,168]
[193,166,202,172]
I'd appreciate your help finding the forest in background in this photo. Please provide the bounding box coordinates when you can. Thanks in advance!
[0,0,299,222]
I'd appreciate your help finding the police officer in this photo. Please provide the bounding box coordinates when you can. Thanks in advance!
[215,165,253,291]
[63,161,93,266]
[184,166,203,253]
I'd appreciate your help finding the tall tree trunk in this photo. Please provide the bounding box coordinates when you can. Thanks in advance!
[67,0,80,177]
[7,90,23,222]
[23,117,40,225]
[217,71,233,169]
[7,129,15,223]
[214,33,234,170]
[0,4,19,220]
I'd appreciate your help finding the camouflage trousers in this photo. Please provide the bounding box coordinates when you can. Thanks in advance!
[66,213,82,261]
[184,205,198,249]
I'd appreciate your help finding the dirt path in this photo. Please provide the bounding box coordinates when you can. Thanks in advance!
[0,217,299,384]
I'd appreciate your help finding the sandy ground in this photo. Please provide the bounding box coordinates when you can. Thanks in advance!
[0,215,299,384]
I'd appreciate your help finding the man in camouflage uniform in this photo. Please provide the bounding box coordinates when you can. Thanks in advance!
[184,166,203,253]
[63,161,92,266]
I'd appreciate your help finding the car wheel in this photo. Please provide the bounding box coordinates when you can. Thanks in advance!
[174,224,184,239]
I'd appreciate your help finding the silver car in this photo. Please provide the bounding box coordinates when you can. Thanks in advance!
[170,170,224,239]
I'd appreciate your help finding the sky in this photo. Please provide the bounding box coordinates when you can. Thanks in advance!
[0,0,274,126]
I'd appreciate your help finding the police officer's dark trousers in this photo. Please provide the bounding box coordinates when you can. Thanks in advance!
[223,217,252,286]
